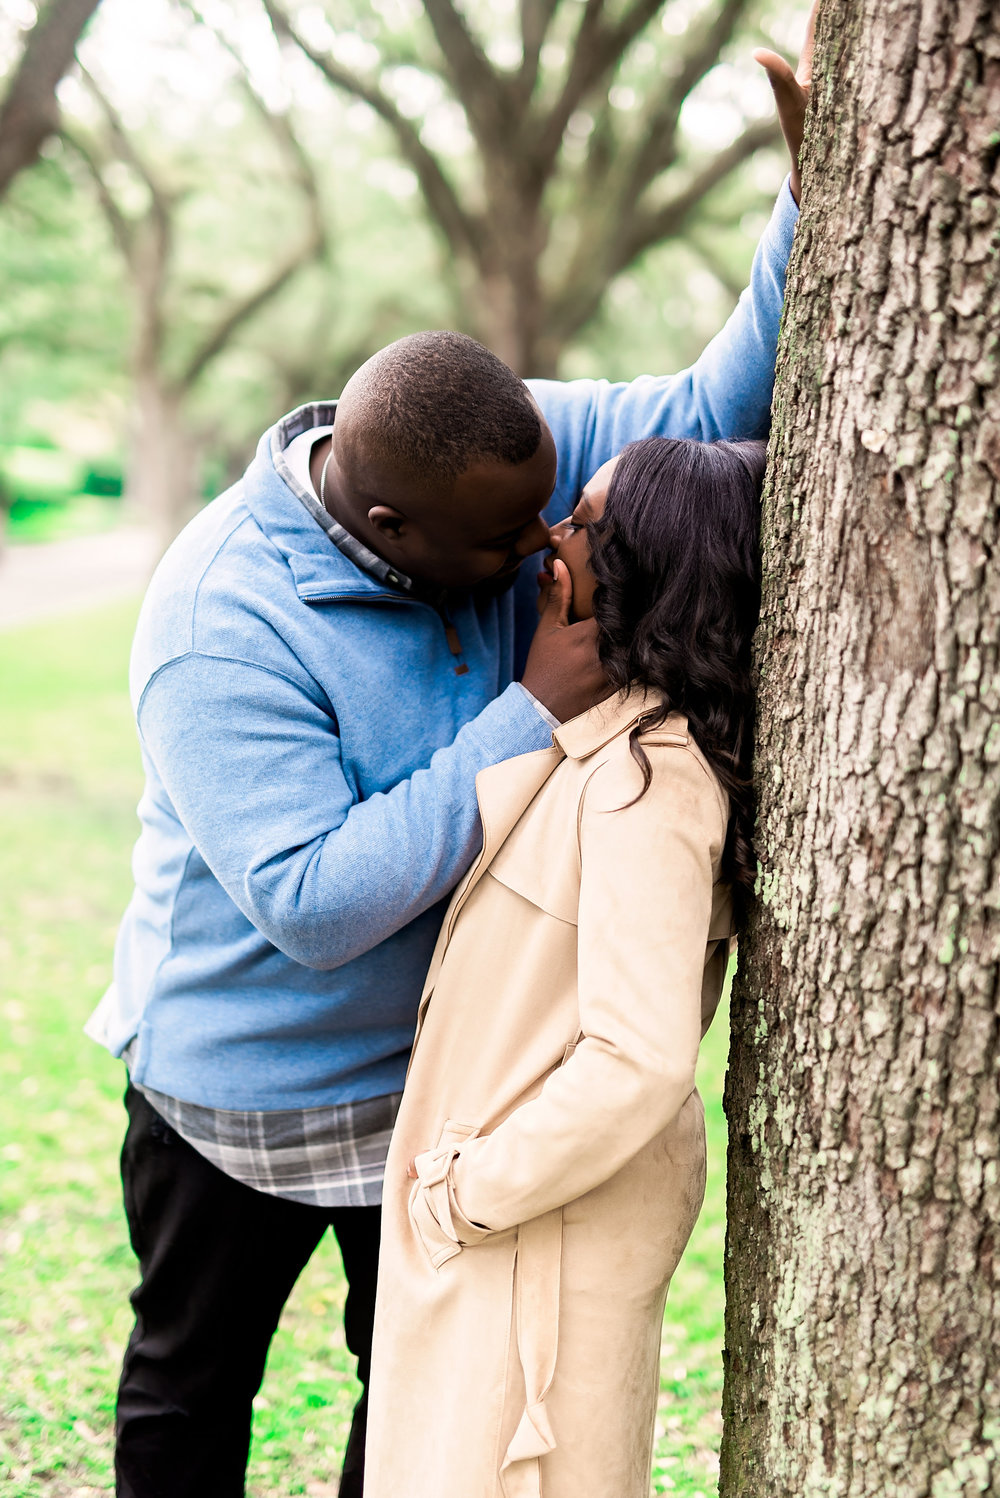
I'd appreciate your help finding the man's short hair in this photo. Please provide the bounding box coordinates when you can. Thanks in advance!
[343,331,542,484]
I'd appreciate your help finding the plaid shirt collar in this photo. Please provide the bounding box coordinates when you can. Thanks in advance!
[270,401,418,596]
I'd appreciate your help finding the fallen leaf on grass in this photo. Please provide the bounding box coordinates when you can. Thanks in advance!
[72,1420,105,1445]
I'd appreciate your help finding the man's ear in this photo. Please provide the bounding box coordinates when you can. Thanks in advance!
[368,504,408,541]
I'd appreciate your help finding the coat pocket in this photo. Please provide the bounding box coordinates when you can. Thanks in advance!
[408,1119,488,1270]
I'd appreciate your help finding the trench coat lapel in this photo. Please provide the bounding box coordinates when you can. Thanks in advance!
[441,689,670,951]
[422,689,674,1005]
[448,744,564,939]
[416,745,563,1010]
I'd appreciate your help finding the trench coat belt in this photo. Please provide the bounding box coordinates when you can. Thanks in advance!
[499,1206,563,1498]
[409,1147,565,1494]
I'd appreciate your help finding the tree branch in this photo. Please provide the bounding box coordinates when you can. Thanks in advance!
[61,77,173,376]
[176,49,328,391]
[622,0,752,206]
[621,116,780,266]
[76,64,172,239]
[605,0,676,71]
[176,220,323,393]
[421,0,508,149]
[532,0,607,169]
[262,0,483,267]
[534,0,674,175]
[0,0,103,198]
[60,65,174,285]
[516,0,560,105]
[59,120,132,259]
[183,3,325,221]
[548,115,781,343]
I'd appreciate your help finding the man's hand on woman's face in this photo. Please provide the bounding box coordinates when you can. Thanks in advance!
[754,0,819,205]
[522,559,609,724]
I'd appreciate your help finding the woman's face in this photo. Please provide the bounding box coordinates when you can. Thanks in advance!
[543,456,617,621]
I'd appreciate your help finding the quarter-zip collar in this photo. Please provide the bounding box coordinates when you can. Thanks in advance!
[246,405,476,630]
[237,403,418,605]
[269,401,420,597]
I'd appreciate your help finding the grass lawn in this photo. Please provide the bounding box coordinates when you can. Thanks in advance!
[0,601,730,1497]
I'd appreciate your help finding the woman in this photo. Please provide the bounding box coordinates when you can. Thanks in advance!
[364,435,766,1498]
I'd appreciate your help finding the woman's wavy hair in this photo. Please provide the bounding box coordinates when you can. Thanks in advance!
[588,435,766,920]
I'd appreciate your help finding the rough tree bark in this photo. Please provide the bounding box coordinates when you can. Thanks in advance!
[721,1,1000,1494]
[0,0,102,197]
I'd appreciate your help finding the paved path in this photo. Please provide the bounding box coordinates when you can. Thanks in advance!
[0,527,159,631]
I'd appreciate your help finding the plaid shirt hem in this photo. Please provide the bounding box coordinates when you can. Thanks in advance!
[124,1049,400,1208]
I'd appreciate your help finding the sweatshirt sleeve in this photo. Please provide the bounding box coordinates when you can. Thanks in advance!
[425,745,725,1236]
[136,651,554,970]
[528,180,798,519]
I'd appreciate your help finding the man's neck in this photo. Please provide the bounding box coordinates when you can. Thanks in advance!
[308,435,335,513]
[309,435,386,561]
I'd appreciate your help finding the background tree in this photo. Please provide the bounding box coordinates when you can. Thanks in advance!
[0,143,127,434]
[0,0,102,197]
[61,49,325,542]
[722,0,1000,1493]
[262,0,788,373]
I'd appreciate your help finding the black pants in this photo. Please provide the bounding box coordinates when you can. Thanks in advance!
[116,1085,380,1498]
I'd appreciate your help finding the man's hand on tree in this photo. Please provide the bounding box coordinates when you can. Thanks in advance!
[521,560,609,724]
[754,0,818,205]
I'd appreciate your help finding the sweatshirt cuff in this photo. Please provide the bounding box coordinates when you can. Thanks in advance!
[514,682,561,730]
[772,174,800,251]
[465,681,556,763]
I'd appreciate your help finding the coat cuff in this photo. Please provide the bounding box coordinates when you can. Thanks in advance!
[408,1145,491,1268]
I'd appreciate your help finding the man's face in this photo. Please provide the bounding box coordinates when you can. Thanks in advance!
[328,421,558,591]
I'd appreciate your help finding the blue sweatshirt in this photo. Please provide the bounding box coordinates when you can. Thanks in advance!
[86,184,797,1109]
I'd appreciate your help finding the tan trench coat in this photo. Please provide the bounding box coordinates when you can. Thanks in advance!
[365,688,733,1498]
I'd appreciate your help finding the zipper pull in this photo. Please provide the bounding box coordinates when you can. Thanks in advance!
[443,620,469,676]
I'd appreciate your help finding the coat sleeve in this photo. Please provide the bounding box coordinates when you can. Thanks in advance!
[414,745,726,1237]
[135,651,554,970]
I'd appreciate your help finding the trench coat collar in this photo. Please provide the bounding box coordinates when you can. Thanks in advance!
[553,688,687,760]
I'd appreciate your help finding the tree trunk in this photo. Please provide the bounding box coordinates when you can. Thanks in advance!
[471,183,559,376]
[475,266,561,378]
[721,1,1000,1495]
[125,374,199,553]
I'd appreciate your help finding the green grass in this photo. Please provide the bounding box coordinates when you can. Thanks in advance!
[0,601,729,1497]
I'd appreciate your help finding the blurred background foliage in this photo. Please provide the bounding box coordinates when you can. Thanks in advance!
[0,0,806,546]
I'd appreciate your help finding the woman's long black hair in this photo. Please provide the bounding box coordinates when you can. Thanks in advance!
[588,436,766,920]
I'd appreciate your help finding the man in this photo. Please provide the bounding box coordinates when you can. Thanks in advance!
[88,45,811,1497]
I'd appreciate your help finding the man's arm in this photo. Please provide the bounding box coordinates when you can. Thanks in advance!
[137,652,554,971]
[528,180,798,514]
[529,12,816,520]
